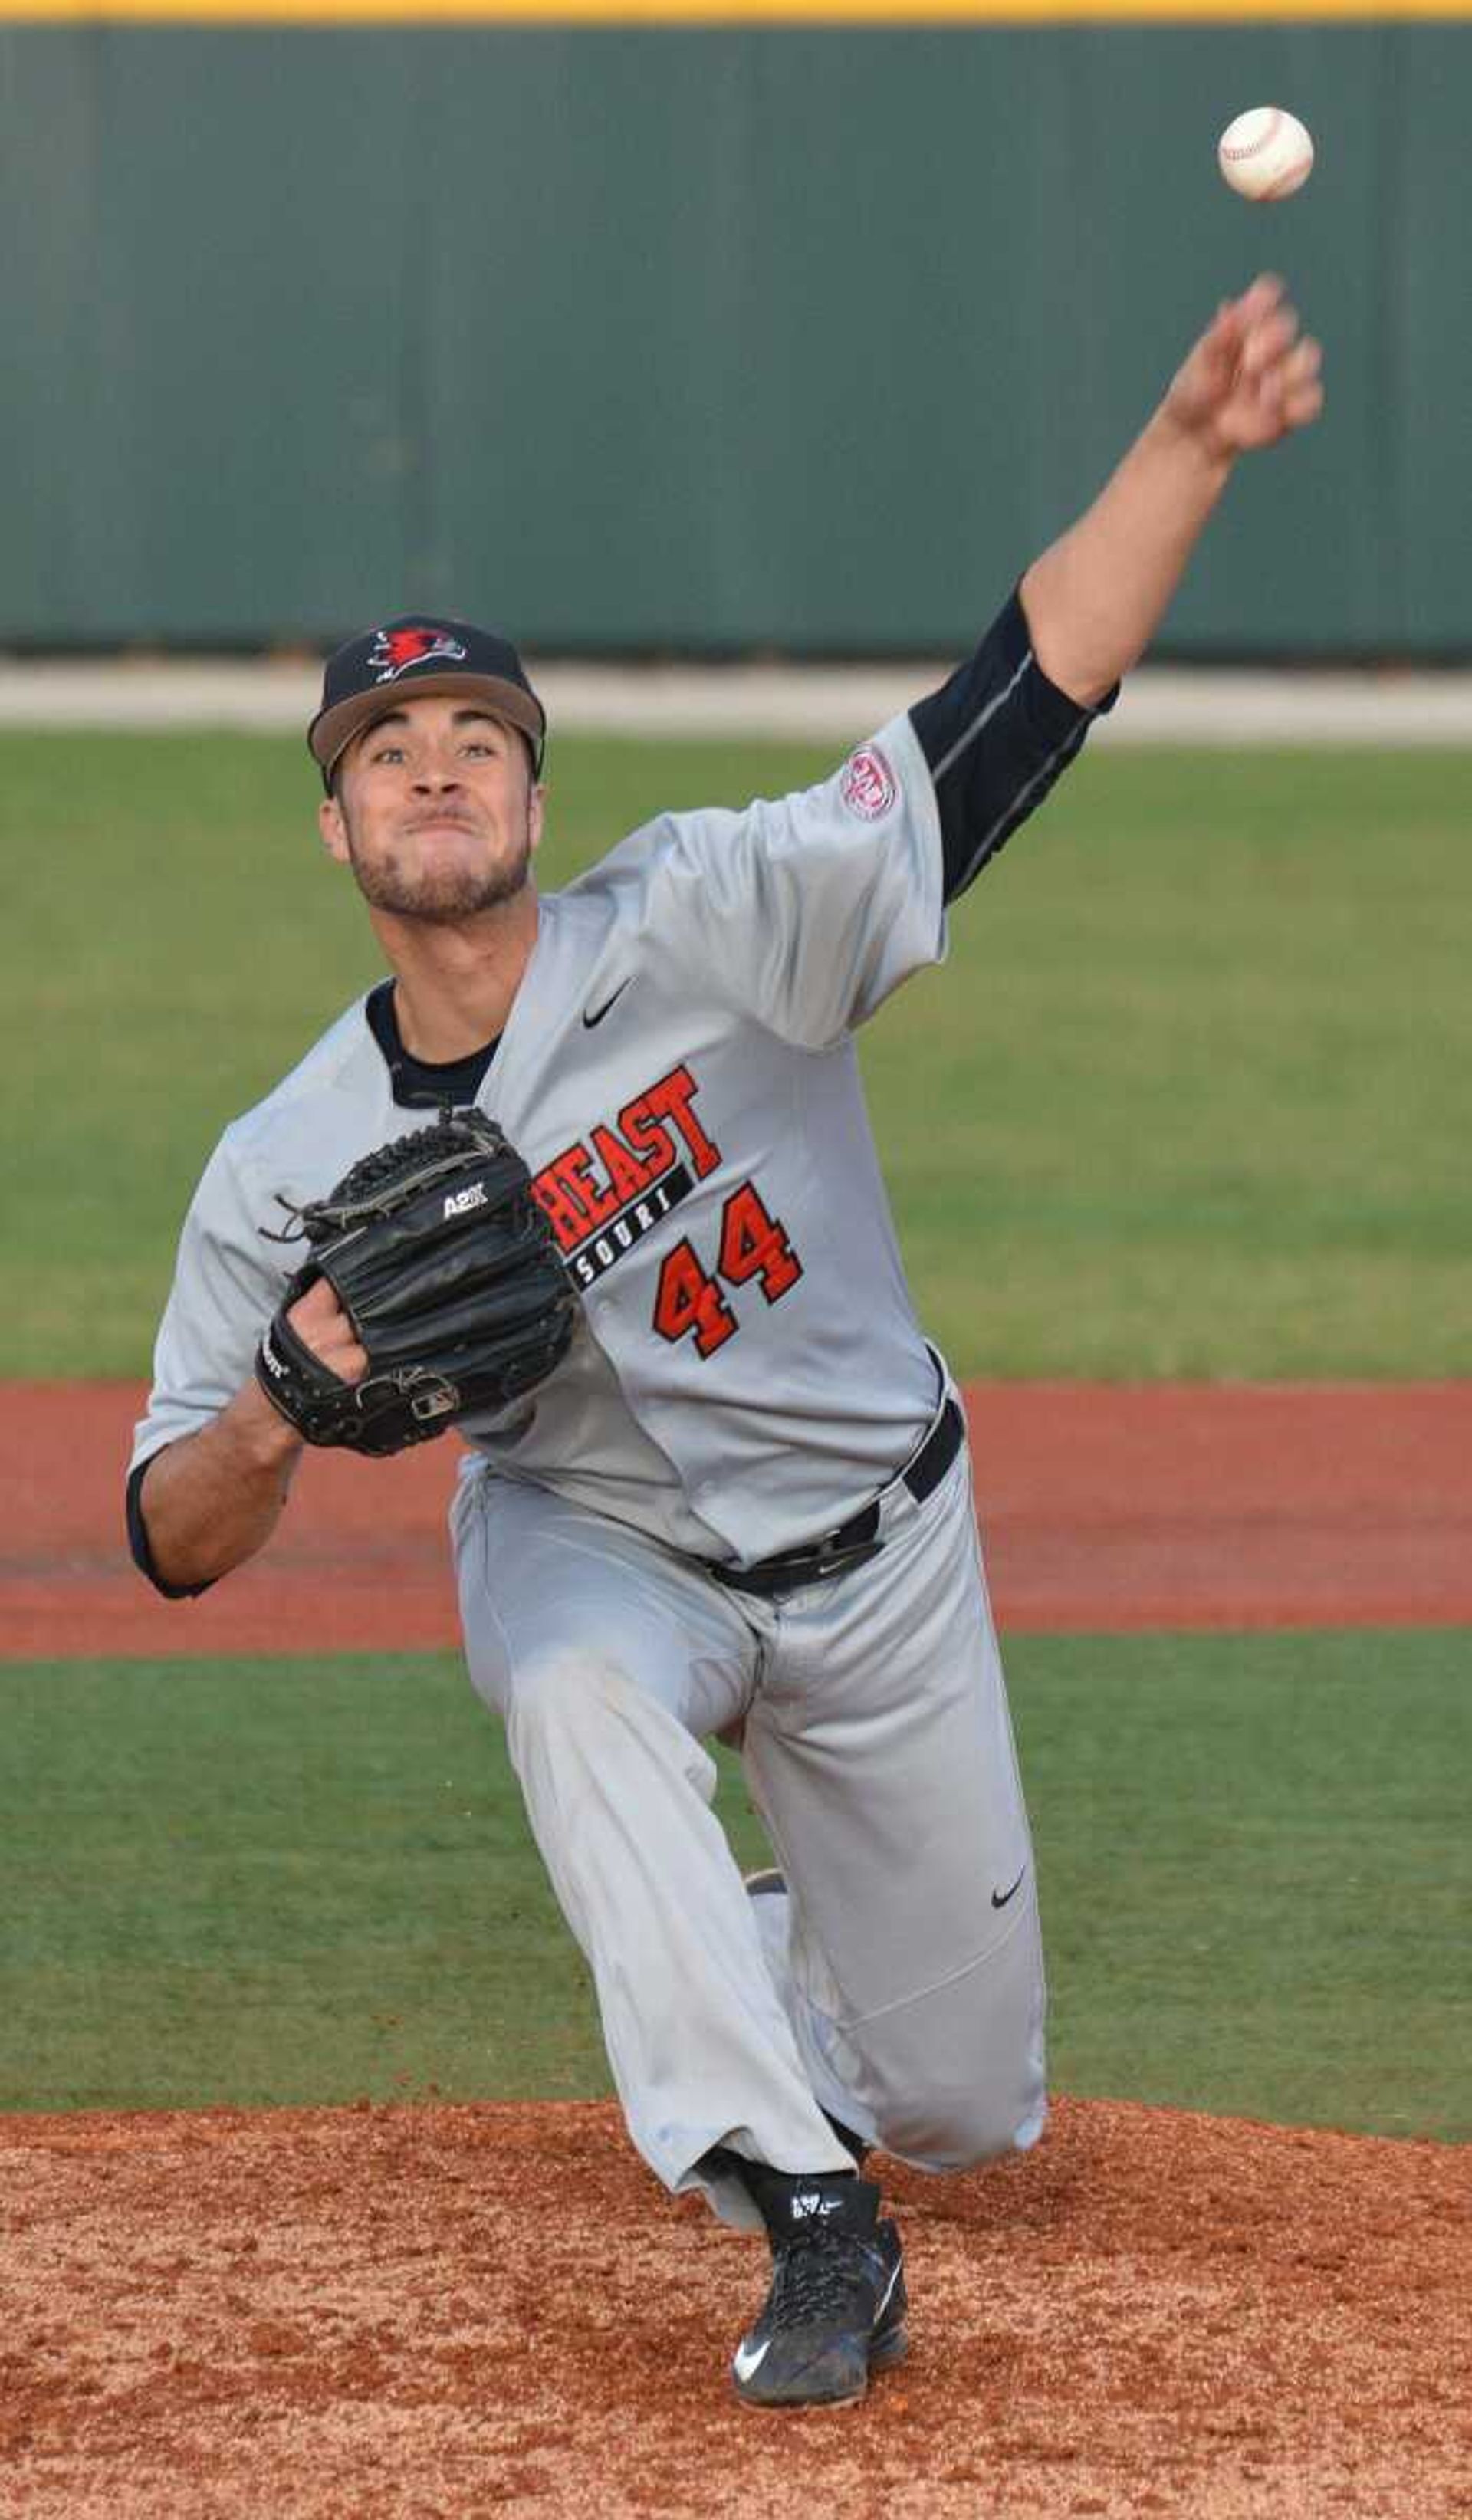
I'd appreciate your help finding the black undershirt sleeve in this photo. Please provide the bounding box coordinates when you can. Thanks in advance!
[909,587,1118,905]
[127,1454,216,1598]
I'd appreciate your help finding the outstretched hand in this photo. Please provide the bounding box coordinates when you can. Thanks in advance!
[1164,274,1324,462]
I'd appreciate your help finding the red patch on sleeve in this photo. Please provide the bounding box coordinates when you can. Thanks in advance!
[840,745,897,820]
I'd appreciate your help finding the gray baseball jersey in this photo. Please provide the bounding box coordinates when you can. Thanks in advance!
[131,590,1105,1573]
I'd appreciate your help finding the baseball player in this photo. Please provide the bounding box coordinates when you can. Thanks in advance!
[130,278,1320,2408]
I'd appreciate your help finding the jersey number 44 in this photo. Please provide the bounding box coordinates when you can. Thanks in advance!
[652,1181,803,1358]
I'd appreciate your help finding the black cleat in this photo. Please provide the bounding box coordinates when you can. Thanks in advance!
[731,2171,908,2410]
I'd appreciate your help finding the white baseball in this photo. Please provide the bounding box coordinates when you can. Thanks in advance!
[1217,106,1315,202]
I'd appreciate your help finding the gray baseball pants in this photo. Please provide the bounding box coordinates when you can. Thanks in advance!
[452,1421,1046,2232]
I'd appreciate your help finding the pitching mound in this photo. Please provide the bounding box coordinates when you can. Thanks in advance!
[2,2098,1464,2519]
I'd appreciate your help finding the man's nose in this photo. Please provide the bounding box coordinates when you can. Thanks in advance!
[412,761,462,791]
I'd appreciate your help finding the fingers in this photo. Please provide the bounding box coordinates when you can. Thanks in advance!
[1226,277,1325,431]
[1202,274,1290,387]
[1282,373,1326,429]
[288,1275,369,1384]
[1211,271,1283,347]
[1251,324,1325,430]
[1240,304,1297,377]
[1283,334,1322,386]
[1281,334,1324,409]
[1237,271,1286,320]
[1174,273,1322,451]
[291,1275,340,1326]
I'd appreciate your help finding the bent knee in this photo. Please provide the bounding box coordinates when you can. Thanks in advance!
[847,1936,1048,2172]
[922,2087,1047,2170]
[875,2076,1047,2172]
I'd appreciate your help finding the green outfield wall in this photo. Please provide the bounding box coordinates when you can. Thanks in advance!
[0,15,1464,655]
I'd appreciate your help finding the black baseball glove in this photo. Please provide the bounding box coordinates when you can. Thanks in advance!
[255,1109,577,1456]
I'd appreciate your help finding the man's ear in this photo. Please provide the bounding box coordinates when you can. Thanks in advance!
[528,782,547,856]
[318,790,350,866]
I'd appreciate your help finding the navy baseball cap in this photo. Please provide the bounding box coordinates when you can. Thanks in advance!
[308,614,546,788]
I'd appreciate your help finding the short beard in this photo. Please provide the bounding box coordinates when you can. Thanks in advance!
[341,819,534,925]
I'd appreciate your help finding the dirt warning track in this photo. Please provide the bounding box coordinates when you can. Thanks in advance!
[4,1379,1469,1659]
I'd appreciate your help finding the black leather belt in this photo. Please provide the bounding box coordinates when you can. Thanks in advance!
[707,1395,965,1599]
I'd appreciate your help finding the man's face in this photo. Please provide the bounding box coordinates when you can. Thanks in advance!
[318,695,544,922]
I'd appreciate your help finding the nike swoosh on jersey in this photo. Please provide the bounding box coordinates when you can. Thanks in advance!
[582,979,631,1029]
[732,2336,771,2382]
[991,1868,1027,1910]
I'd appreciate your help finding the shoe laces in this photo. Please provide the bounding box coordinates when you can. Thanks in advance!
[768,2223,880,2329]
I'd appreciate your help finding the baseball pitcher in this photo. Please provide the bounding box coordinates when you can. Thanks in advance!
[130,278,1321,2407]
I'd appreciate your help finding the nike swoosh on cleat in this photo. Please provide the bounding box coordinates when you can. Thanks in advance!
[991,1868,1027,1909]
[582,979,631,1029]
[732,2336,771,2383]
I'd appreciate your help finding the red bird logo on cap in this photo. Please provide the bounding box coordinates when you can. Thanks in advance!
[368,626,468,683]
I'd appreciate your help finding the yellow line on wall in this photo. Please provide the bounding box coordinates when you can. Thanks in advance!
[1,0,1468,19]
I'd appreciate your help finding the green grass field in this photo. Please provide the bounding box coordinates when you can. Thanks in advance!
[5,730,1470,1376]
[3,1635,1466,2141]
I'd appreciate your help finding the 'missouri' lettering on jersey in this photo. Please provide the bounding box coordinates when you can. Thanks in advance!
[531,1062,721,1290]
